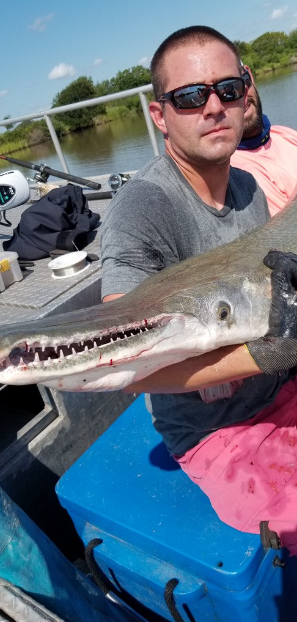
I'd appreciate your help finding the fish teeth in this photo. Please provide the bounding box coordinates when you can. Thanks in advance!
[34,352,40,363]
[72,347,76,356]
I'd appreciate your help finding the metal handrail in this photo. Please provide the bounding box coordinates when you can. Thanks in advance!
[0,84,160,172]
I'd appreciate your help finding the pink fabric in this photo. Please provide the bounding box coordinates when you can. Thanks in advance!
[176,377,297,555]
[231,126,297,217]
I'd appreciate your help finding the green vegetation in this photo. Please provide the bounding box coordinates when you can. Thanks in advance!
[1,31,297,154]
[0,117,68,155]
[96,65,151,94]
[94,65,152,118]
[52,76,106,129]
[235,29,297,73]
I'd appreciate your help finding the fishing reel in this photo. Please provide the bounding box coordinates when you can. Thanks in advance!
[108,172,131,194]
[32,164,51,184]
[0,170,30,227]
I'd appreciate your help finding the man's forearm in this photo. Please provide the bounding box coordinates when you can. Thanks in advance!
[124,344,262,394]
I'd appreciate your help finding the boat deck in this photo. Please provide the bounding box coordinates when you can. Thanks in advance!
[0,175,135,559]
[0,176,112,324]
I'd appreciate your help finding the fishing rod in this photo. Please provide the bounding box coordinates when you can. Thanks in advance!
[0,155,102,191]
[0,157,133,214]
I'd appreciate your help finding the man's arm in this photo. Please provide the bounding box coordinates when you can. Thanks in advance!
[103,294,125,303]
[123,344,261,394]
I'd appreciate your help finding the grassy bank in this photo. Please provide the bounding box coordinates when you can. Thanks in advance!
[0,117,70,155]
[0,98,144,155]
[254,58,297,77]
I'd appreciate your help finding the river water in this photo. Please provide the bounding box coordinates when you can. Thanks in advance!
[1,66,297,181]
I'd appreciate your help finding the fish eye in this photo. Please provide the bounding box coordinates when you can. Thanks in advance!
[217,302,231,321]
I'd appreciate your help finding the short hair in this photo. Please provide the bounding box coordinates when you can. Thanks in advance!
[150,26,241,100]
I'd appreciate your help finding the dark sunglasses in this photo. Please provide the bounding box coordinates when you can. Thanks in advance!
[158,72,250,110]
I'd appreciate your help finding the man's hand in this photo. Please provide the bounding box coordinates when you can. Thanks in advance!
[246,250,297,374]
[264,250,297,337]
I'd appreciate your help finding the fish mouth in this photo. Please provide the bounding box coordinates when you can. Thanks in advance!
[0,314,173,378]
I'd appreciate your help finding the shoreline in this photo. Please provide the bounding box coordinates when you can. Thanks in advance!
[255,59,297,78]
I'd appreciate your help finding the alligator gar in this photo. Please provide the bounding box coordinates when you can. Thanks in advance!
[0,191,297,391]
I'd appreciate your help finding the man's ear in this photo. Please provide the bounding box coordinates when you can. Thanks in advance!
[149,101,168,135]
[244,64,255,84]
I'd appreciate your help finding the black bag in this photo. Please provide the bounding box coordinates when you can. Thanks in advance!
[3,184,100,260]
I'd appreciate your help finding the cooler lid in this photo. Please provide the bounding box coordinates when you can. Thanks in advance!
[57,395,268,593]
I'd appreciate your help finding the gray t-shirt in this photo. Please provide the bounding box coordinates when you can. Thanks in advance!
[101,154,288,455]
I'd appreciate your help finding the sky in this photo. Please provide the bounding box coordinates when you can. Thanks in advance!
[2,0,297,120]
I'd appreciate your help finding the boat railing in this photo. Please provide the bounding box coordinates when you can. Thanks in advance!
[0,84,160,174]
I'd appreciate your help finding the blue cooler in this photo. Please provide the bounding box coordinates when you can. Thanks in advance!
[56,395,297,621]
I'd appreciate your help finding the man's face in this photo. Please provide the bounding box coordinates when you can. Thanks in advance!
[151,41,246,169]
[242,81,263,140]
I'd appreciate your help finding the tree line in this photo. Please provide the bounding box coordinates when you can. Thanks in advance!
[1,29,297,154]
[235,29,297,72]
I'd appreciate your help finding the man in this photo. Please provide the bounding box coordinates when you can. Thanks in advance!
[101,26,297,553]
[231,66,297,215]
